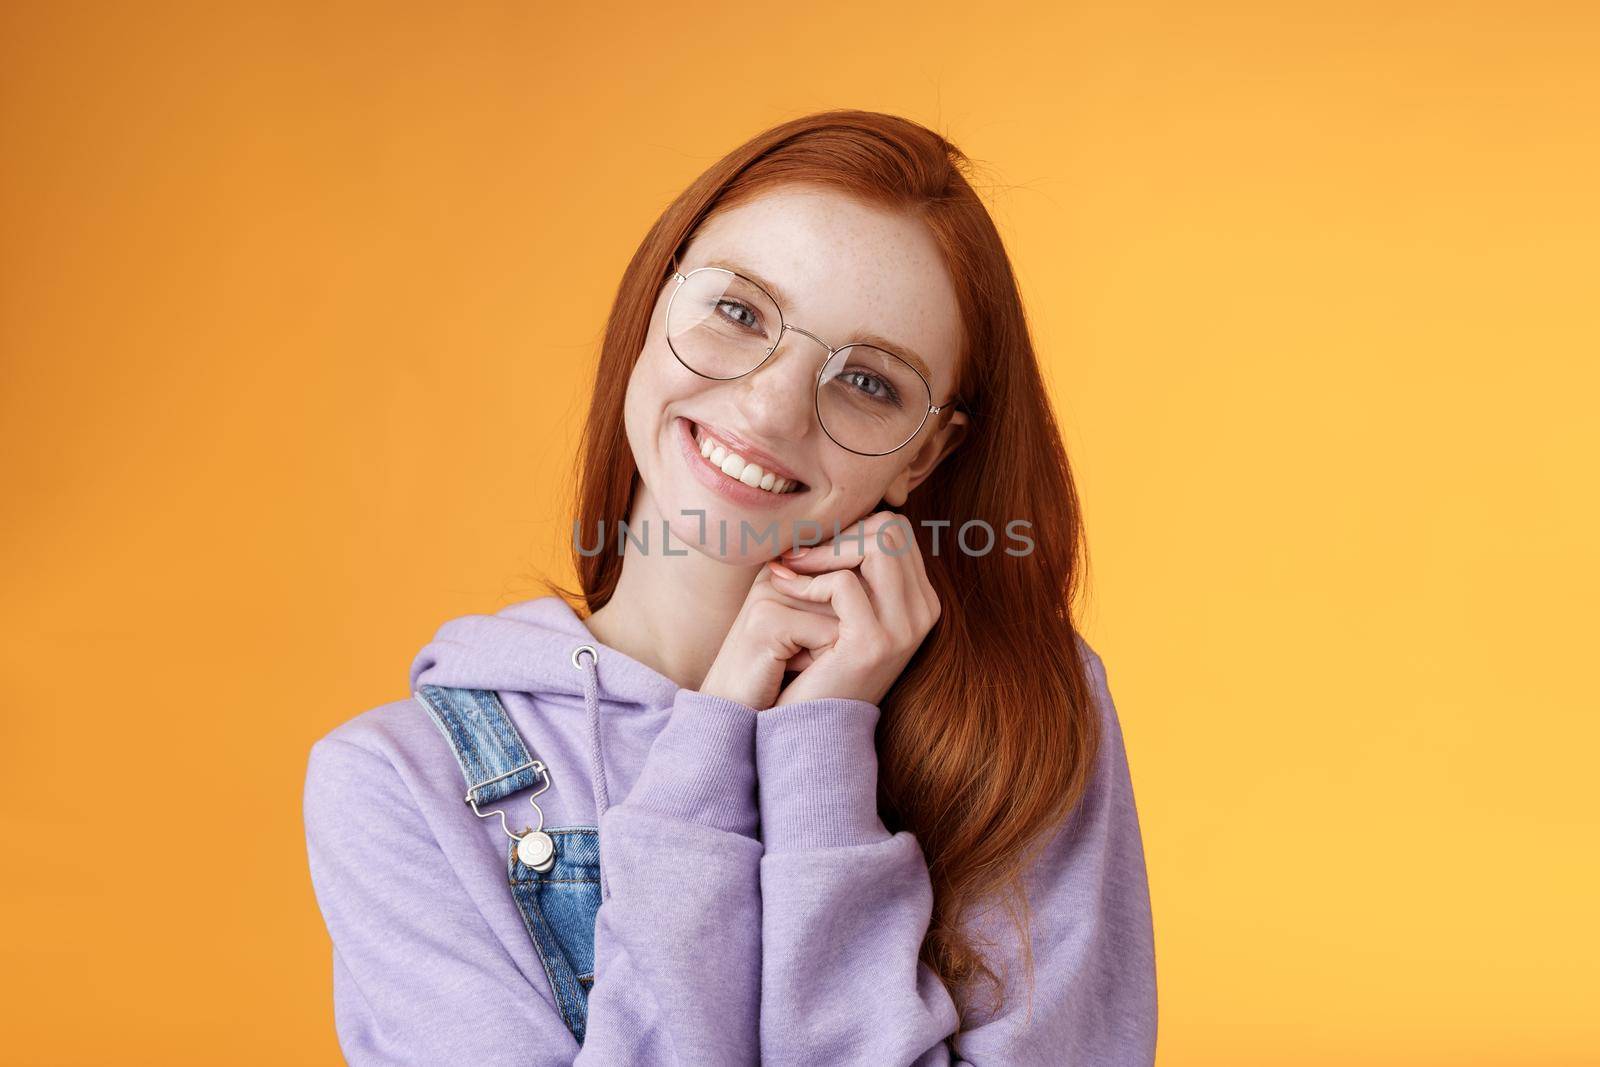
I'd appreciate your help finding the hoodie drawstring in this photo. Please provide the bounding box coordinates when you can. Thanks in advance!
[571,643,610,901]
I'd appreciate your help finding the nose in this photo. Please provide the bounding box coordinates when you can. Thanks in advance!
[733,326,825,442]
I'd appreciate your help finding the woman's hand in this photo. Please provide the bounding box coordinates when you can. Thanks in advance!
[697,511,941,711]
[697,560,842,711]
[766,511,942,709]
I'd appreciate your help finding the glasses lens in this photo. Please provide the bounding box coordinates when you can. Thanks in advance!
[665,268,782,379]
[818,345,932,455]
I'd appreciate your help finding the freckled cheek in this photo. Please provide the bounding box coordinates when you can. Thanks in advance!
[627,349,689,417]
[816,465,894,507]
[622,369,678,468]
[643,338,719,403]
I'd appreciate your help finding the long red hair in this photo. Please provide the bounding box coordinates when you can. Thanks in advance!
[547,109,1099,1032]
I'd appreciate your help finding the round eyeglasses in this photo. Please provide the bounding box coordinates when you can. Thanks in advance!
[662,264,962,457]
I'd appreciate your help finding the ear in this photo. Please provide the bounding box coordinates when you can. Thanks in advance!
[882,409,970,508]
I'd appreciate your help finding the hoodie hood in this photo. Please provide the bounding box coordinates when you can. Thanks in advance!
[408,595,682,711]
[408,596,687,845]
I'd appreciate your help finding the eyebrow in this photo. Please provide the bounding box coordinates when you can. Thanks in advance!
[707,258,937,384]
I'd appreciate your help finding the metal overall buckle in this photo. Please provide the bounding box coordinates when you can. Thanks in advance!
[466,760,557,873]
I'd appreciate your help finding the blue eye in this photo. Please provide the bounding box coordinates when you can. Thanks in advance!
[716,299,761,331]
[841,369,903,407]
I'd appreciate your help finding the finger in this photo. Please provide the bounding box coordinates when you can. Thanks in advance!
[757,600,841,660]
[782,512,918,570]
[878,514,940,622]
[841,513,924,632]
[780,517,872,572]
[855,521,919,636]
[886,515,937,617]
[774,552,880,617]
[769,567,878,636]
[778,543,864,573]
[778,513,922,623]
[764,561,845,616]
[880,513,940,624]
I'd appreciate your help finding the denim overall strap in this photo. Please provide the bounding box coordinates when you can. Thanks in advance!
[412,683,601,1047]
[414,684,543,805]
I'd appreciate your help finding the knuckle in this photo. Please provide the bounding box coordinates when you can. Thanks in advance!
[748,598,785,629]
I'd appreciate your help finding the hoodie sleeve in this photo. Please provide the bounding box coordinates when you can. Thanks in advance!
[303,688,764,1066]
[753,647,1158,1066]
[581,687,764,1064]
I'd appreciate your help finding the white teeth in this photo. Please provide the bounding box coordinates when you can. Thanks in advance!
[691,423,801,495]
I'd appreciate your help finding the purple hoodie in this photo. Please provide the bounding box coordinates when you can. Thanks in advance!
[302,595,1157,1064]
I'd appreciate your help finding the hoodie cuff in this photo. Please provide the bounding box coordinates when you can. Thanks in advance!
[621,689,759,839]
[756,697,891,853]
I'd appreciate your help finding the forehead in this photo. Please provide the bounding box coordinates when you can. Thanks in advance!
[681,184,963,394]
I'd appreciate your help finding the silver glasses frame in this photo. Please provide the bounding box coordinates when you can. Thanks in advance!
[663,264,963,457]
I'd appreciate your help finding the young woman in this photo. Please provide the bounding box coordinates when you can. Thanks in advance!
[304,109,1157,1065]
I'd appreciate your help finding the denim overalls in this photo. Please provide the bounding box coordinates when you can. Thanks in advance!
[413,649,606,1046]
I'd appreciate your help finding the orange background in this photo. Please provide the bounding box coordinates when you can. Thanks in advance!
[2,2,1596,1064]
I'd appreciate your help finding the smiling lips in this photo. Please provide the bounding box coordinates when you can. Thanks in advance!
[690,422,804,495]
